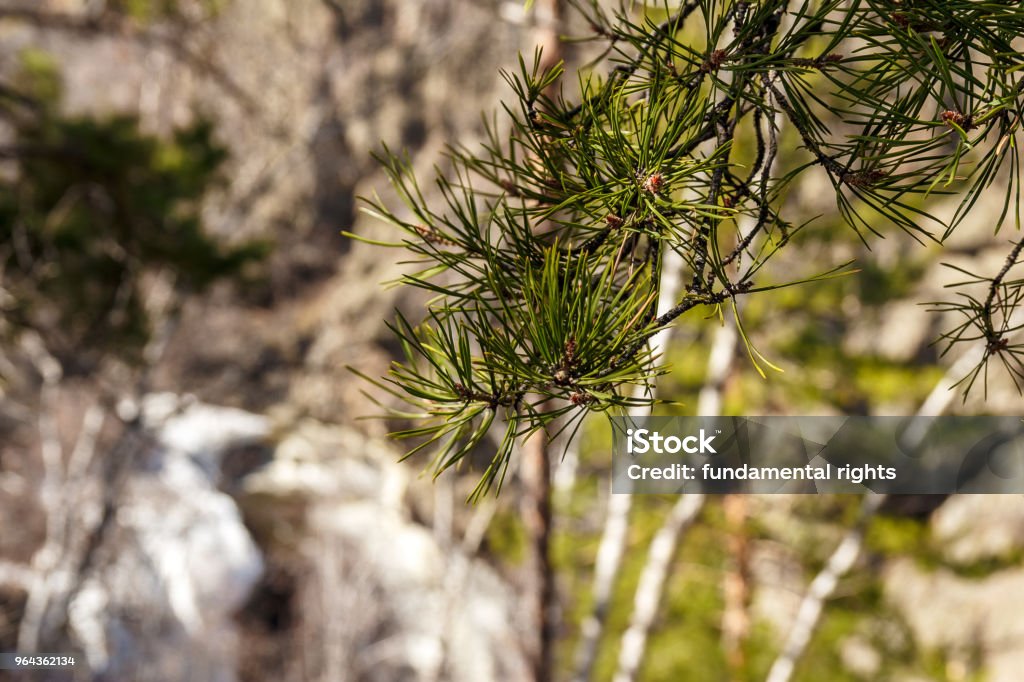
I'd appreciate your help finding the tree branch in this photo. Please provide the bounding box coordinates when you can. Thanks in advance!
[612,493,705,682]
[764,493,882,682]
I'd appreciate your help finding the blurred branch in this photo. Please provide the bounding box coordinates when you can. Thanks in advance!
[611,308,737,682]
[721,493,750,677]
[0,560,32,590]
[764,493,883,682]
[521,428,556,682]
[431,473,502,682]
[764,337,998,682]
[699,317,744,675]
[552,425,580,498]
[612,493,704,682]
[0,7,259,115]
[16,332,65,652]
[572,246,686,682]
[572,485,631,682]
[697,316,738,416]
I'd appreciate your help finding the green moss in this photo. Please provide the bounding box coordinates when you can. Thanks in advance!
[15,48,62,107]
[484,508,528,565]
[867,515,930,557]
[0,51,266,362]
[110,0,225,22]
[868,513,1024,578]
[942,550,1024,579]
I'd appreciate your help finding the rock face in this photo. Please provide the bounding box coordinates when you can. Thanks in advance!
[241,421,530,682]
[68,394,267,681]
[884,559,1024,682]
[42,406,528,682]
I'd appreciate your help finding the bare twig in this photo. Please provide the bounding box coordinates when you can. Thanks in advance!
[982,235,1024,323]
[612,493,705,682]
[764,338,992,682]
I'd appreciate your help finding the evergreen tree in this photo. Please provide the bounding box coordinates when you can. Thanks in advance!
[363,0,1024,497]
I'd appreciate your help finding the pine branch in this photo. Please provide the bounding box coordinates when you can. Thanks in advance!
[364,0,1024,492]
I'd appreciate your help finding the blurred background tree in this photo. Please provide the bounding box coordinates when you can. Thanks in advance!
[0,48,265,369]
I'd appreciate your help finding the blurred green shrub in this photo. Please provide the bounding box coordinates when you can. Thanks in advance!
[0,49,265,366]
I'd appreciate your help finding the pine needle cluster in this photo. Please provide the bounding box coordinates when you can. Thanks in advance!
[359,0,1024,496]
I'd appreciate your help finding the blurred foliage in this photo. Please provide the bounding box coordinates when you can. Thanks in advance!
[109,0,225,22]
[541,480,989,681]
[0,48,266,366]
[486,508,529,565]
[868,513,1024,579]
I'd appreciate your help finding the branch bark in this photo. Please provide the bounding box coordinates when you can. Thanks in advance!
[521,429,557,682]
[612,493,704,682]
[521,3,564,680]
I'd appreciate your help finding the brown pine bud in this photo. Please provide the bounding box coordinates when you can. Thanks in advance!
[702,49,729,73]
[570,391,594,406]
[940,110,975,131]
[643,173,665,195]
[414,224,458,247]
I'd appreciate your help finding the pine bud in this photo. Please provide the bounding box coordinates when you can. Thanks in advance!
[643,173,665,195]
